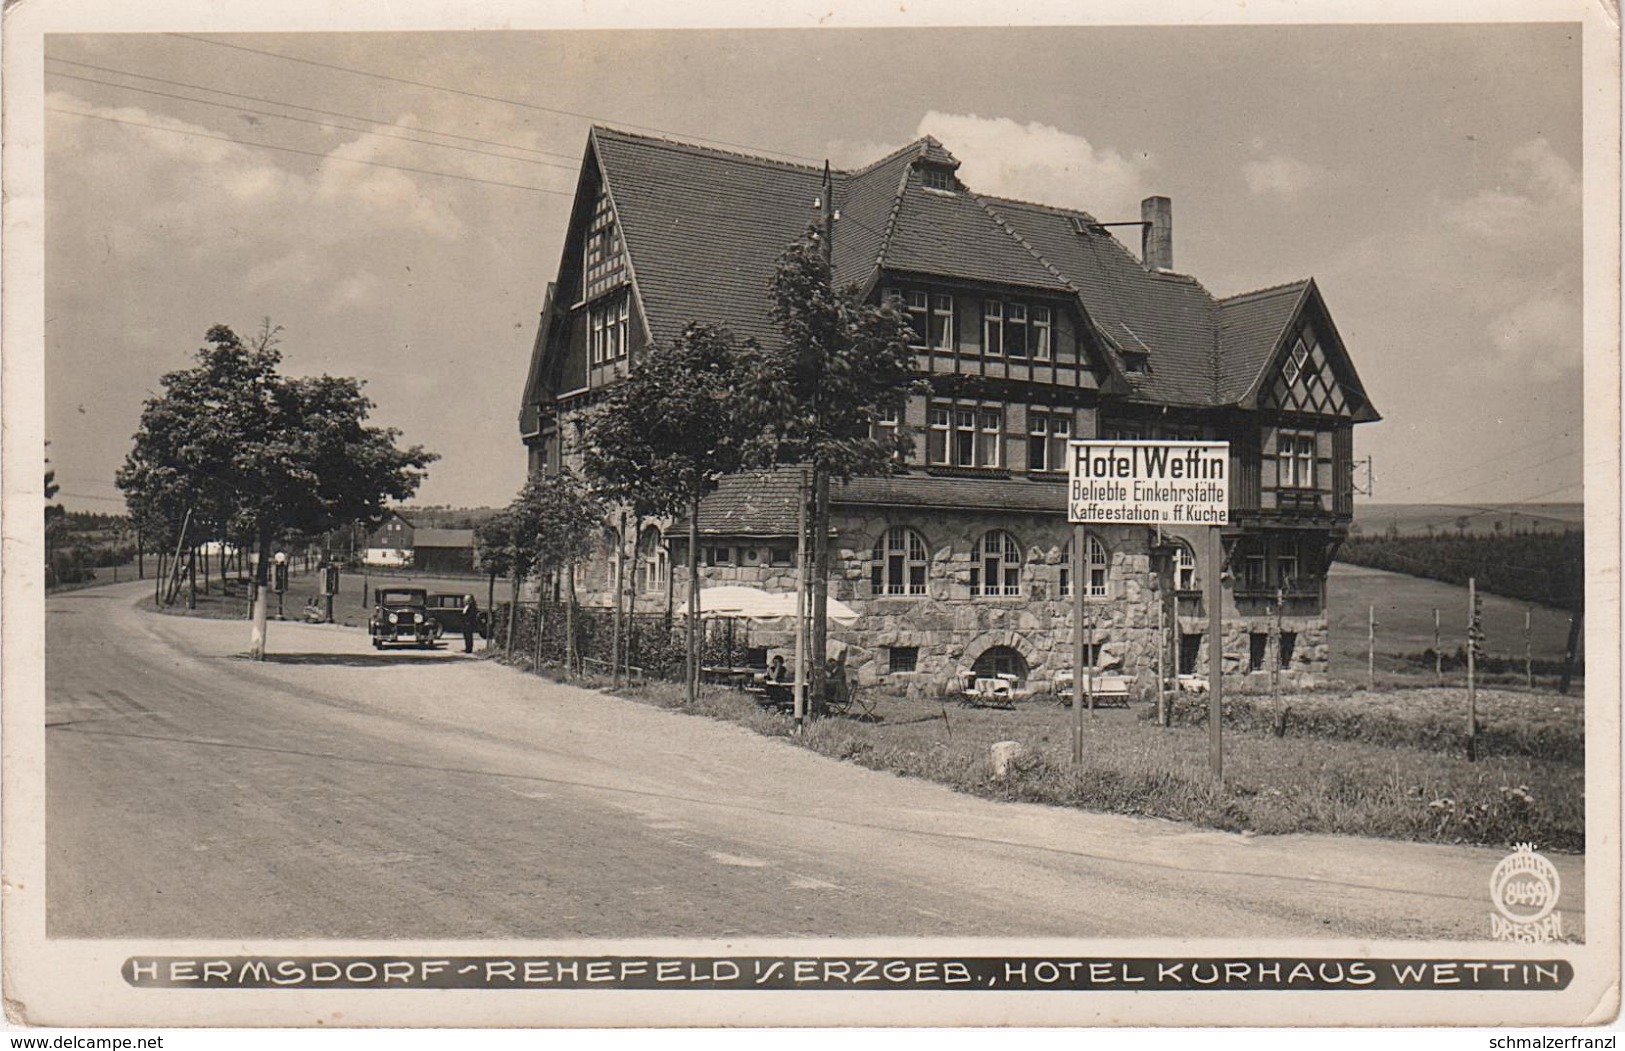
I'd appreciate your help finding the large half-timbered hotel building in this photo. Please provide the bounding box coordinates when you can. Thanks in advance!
[519,127,1379,696]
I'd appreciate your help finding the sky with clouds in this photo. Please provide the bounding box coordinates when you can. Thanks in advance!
[39,23,1585,513]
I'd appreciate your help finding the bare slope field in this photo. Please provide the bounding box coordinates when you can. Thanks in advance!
[1325,562,1578,681]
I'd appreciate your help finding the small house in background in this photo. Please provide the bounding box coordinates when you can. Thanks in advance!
[412,529,477,575]
[364,511,414,567]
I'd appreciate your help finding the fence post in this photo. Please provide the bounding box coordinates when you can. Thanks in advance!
[1367,604,1375,690]
[1433,608,1441,682]
[1525,609,1533,689]
[1467,577,1479,762]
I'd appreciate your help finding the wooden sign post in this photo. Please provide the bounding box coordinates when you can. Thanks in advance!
[1068,439,1230,775]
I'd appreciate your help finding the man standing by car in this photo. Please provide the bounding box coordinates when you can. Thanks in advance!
[460,594,478,654]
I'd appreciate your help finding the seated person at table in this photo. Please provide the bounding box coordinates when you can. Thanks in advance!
[767,655,790,682]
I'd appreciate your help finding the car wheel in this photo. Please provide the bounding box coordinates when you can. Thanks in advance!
[373,639,383,650]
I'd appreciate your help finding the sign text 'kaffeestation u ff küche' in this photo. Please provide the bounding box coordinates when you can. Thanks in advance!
[1068,441,1230,525]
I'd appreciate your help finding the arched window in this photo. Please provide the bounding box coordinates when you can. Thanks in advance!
[1061,535,1110,598]
[637,525,668,594]
[972,645,1029,682]
[1172,540,1197,591]
[870,526,928,597]
[971,530,1022,597]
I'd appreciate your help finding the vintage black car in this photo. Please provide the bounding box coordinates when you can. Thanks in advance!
[368,587,439,648]
[426,593,491,639]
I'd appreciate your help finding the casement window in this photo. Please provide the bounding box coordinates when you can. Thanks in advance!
[983,298,1054,359]
[888,288,954,350]
[1276,552,1300,588]
[1172,541,1197,591]
[870,405,903,456]
[1061,535,1109,598]
[929,404,1003,468]
[769,546,794,566]
[1005,303,1029,358]
[1027,411,1072,473]
[637,526,668,594]
[981,301,1004,356]
[588,295,630,366]
[703,545,734,567]
[970,530,1022,597]
[887,646,919,673]
[1244,553,1268,590]
[1031,306,1052,360]
[1101,423,1143,440]
[870,526,929,597]
[1278,430,1318,489]
[922,168,957,192]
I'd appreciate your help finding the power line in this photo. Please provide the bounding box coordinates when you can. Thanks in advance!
[166,33,824,165]
[47,68,581,175]
[45,56,584,165]
[48,107,574,196]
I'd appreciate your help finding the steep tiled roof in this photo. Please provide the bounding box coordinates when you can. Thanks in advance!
[837,474,1067,514]
[587,125,1351,410]
[1216,281,1310,403]
[981,196,1220,406]
[414,528,475,548]
[688,469,805,536]
[593,128,825,350]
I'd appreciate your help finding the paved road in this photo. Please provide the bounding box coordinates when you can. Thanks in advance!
[45,581,1586,940]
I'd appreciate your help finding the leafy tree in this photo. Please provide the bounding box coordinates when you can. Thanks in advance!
[749,230,917,708]
[498,470,604,675]
[118,323,436,658]
[44,445,67,586]
[584,323,757,703]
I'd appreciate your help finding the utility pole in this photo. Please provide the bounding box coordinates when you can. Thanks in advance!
[808,161,836,716]
[794,469,808,730]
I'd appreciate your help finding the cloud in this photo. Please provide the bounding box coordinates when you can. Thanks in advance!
[1242,155,1324,198]
[913,112,1154,222]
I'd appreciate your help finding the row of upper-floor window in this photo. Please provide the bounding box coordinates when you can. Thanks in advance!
[883,287,1069,361]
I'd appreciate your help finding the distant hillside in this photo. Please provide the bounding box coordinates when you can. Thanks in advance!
[1352,502,1582,539]
[1336,530,1583,612]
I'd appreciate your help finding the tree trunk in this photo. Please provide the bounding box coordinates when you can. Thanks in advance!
[612,512,626,687]
[506,571,521,654]
[534,567,547,672]
[566,562,578,680]
[809,466,831,715]
[187,544,197,609]
[248,533,273,660]
[687,494,701,705]
[486,569,496,648]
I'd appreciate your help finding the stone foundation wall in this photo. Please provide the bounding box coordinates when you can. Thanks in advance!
[559,507,1332,698]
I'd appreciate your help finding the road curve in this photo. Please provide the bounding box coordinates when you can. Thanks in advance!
[44,580,1585,941]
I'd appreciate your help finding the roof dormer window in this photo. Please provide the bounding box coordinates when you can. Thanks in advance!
[922,167,958,193]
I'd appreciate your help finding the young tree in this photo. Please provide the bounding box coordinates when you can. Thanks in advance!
[473,506,519,648]
[499,470,604,676]
[118,323,436,658]
[584,323,757,704]
[751,230,917,709]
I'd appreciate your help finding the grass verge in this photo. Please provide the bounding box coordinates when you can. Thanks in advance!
[517,661,1585,854]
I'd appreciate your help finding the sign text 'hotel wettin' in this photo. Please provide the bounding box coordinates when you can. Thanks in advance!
[1068,440,1230,525]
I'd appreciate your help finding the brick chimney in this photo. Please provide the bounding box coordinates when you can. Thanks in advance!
[1141,195,1173,270]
